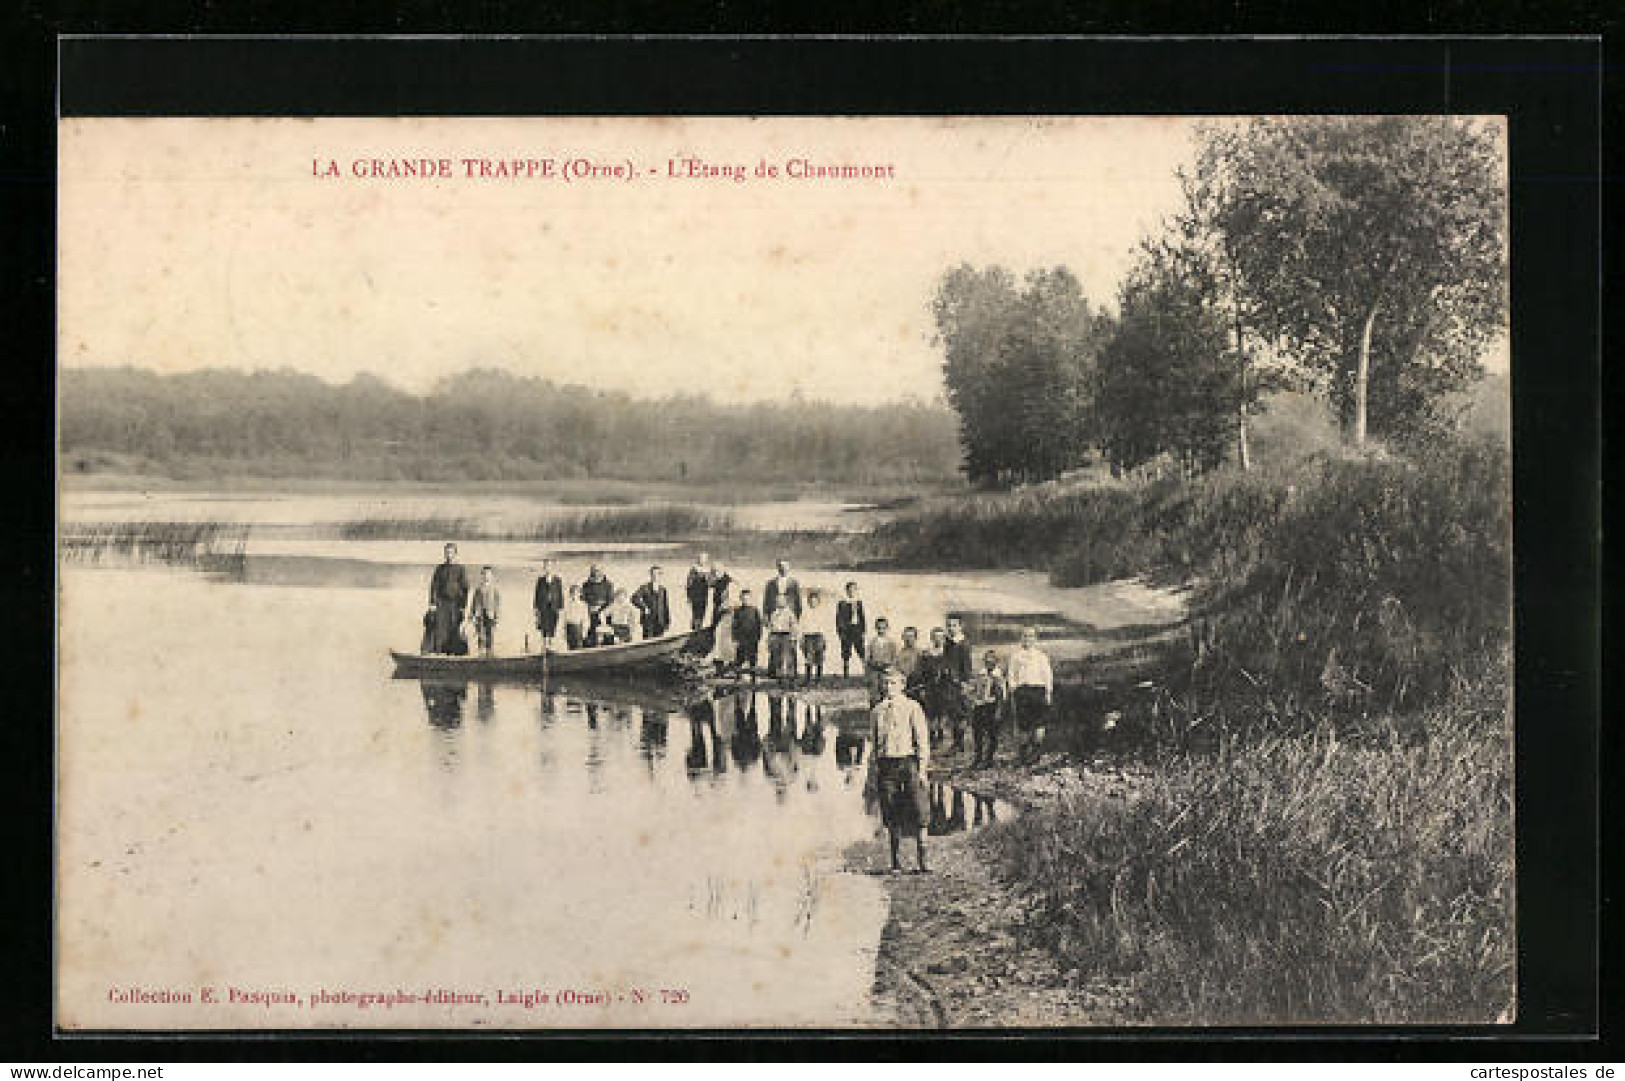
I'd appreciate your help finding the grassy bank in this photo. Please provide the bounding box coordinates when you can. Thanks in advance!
[903,437,1512,1024]
[883,438,1509,735]
[982,653,1512,1024]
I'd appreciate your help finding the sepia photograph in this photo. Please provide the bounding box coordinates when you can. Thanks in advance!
[55,112,1513,1031]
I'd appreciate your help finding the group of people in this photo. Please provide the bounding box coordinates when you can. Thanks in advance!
[423,541,1059,876]
[864,624,1054,874]
[424,543,689,656]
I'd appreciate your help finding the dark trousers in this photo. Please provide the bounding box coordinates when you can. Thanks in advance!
[972,702,1001,764]
[688,591,709,630]
[565,624,583,650]
[473,616,497,654]
[735,636,760,669]
[1012,686,1049,754]
[768,633,797,678]
[838,628,865,671]
[801,632,827,677]
[536,609,560,637]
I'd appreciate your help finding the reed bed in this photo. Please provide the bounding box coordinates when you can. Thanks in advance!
[61,520,250,572]
[984,652,1513,1024]
[333,504,736,542]
[337,515,479,540]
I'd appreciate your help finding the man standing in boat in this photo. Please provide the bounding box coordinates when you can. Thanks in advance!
[685,553,714,630]
[532,556,565,651]
[425,542,470,654]
[580,564,614,639]
[632,565,673,639]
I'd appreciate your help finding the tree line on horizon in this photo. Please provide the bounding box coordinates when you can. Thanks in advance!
[59,366,964,485]
[936,116,1508,485]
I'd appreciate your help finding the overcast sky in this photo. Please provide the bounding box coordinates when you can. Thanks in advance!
[59,116,1214,405]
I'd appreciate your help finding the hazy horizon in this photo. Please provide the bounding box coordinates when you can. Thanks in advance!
[59,116,1209,405]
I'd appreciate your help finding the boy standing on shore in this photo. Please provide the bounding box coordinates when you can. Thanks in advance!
[731,588,764,674]
[970,649,1008,768]
[896,626,923,684]
[943,615,975,752]
[865,617,899,704]
[800,588,833,686]
[1007,626,1054,762]
[767,598,800,683]
[835,581,866,677]
[868,668,931,875]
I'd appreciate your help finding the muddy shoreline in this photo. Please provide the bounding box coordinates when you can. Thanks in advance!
[840,740,1154,1028]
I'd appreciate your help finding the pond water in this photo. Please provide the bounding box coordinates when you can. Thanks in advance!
[57,511,1034,1028]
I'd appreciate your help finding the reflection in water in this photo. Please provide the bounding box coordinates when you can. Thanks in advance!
[762,695,798,799]
[927,782,1002,836]
[731,692,761,772]
[685,699,713,774]
[420,680,467,730]
[411,680,1012,834]
[640,710,669,773]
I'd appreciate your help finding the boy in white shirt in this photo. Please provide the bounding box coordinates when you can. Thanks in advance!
[1006,626,1054,762]
[799,588,835,687]
[562,584,589,650]
[766,599,800,683]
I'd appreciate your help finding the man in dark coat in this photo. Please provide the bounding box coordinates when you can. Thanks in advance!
[532,556,565,649]
[709,561,733,628]
[632,565,673,639]
[763,559,802,619]
[685,553,714,630]
[426,542,470,654]
[579,564,614,637]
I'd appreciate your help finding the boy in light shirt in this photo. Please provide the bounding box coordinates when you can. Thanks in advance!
[799,588,835,687]
[1007,626,1054,762]
[766,598,800,683]
[865,617,900,704]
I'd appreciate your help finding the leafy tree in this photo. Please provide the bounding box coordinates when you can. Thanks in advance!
[1199,117,1507,447]
[933,264,1111,485]
[1097,242,1244,475]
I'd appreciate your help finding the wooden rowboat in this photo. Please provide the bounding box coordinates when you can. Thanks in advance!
[390,628,703,679]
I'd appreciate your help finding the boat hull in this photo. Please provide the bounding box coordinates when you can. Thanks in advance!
[390,629,701,679]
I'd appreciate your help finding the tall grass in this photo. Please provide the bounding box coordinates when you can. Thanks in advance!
[334,504,735,541]
[984,650,1513,1024]
[338,515,478,540]
[61,520,249,572]
[1169,439,1511,732]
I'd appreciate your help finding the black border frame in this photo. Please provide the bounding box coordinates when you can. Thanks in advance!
[3,32,1606,1061]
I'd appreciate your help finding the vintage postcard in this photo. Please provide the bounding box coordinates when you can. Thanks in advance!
[56,114,1513,1030]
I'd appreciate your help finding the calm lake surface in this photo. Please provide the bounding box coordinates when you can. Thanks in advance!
[57,492,1042,1029]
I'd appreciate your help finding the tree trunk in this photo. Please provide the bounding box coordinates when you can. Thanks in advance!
[1353,303,1380,448]
[1237,412,1250,472]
